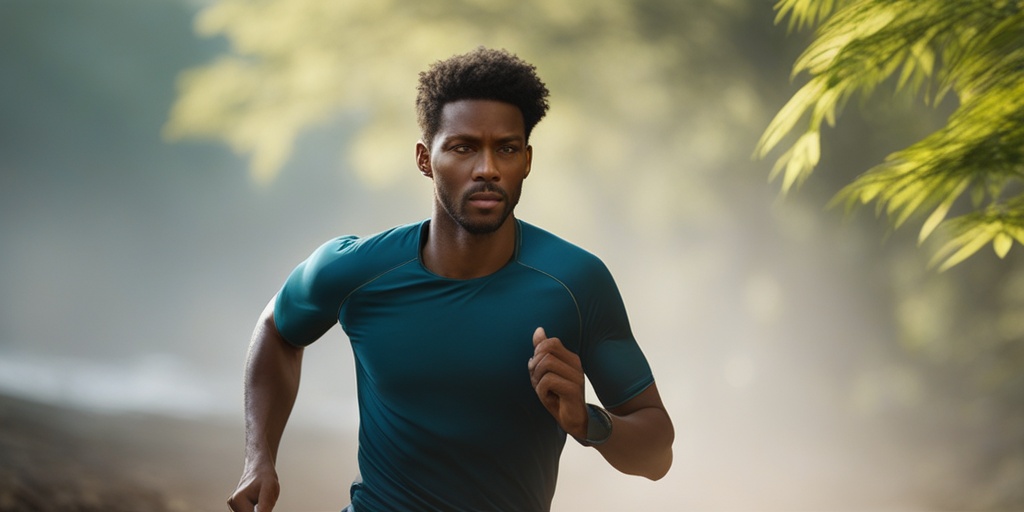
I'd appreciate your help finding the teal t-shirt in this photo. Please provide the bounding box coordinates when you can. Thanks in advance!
[274,219,654,511]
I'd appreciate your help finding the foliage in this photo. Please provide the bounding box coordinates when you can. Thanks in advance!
[756,0,1024,270]
[163,0,759,215]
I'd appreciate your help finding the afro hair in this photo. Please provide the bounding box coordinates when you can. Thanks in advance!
[416,47,550,145]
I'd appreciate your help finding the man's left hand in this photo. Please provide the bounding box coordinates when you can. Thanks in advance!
[528,327,588,440]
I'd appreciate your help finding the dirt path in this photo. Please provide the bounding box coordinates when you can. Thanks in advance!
[0,394,355,512]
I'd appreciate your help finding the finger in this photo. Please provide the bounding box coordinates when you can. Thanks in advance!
[532,349,582,383]
[535,376,589,438]
[533,338,579,366]
[226,493,254,512]
[256,482,279,512]
[531,342,583,391]
[532,357,584,402]
[529,327,552,375]
[528,353,544,377]
[528,341,560,373]
[530,337,579,387]
[534,371,579,398]
[533,326,547,347]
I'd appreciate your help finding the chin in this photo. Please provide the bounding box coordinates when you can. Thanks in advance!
[457,213,511,235]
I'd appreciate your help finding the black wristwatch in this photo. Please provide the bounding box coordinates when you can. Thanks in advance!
[581,403,613,446]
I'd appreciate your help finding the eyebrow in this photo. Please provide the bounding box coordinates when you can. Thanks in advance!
[441,133,525,145]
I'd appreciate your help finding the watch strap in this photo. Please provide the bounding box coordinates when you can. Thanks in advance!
[581,403,613,446]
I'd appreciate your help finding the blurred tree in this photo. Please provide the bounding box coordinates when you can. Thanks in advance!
[756,4,1024,504]
[756,0,1024,270]
[163,0,778,234]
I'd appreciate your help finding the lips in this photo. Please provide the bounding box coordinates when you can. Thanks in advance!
[466,190,506,209]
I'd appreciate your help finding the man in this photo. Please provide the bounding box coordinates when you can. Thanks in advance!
[228,47,673,512]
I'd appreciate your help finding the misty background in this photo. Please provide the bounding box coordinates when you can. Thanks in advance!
[2,0,1022,510]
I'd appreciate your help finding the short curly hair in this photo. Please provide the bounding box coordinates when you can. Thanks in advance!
[416,47,550,145]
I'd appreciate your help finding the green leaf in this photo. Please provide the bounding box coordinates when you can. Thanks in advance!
[933,222,1000,272]
[755,79,825,159]
[778,131,821,192]
[971,183,986,207]
[993,232,1013,258]
[919,179,970,243]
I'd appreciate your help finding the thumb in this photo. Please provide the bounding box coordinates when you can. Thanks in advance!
[533,326,547,346]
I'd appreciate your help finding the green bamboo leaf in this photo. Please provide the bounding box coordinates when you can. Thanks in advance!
[930,220,988,265]
[774,0,835,32]
[761,0,1024,269]
[993,231,1013,258]
[936,223,1000,271]
[780,131,820,192]
[919,179,970,243]
[755,79,825,158]
[896,49,917,92]
[768,148,793,183]
[1008,225,1024,246]
[885,176,931,226]
[817,87,841,127]
[857,182,885,204]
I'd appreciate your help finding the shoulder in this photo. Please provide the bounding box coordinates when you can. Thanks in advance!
[515,220,612,287]
[299,220,423,288]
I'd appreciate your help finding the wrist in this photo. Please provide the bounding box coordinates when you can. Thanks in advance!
[574,403,613,447]
[244,451,277,470]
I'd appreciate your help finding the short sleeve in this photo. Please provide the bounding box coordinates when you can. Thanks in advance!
[273,236,358,347]
[579,261,654,409]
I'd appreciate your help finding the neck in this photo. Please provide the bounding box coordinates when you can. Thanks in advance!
[422,211,517,280]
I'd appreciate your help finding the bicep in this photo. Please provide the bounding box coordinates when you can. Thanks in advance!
[250,301,304,367]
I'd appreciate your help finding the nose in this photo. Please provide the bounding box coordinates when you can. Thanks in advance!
[472,150,500,181]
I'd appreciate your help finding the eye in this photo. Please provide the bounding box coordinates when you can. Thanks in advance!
[498,145,519,154]
[451,145,473,154]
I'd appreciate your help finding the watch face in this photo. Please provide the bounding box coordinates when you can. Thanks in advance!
[586,404,612,445]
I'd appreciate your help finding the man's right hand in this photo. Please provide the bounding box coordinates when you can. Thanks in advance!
[227,461,280,512]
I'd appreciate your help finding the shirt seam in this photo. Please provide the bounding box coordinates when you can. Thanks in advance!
[336,257,419,323]
[513,261,584,346]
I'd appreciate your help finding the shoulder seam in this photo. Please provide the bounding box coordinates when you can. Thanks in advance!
[514,261,583,342]
[336,257,419,319]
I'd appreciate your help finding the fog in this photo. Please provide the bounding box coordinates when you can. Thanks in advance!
[2,1,1021,510]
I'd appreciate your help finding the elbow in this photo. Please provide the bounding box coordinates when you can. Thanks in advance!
[643,419,675,481]
[617,430,674,481]
[639,441,673,481]
[646,450,672,481]
[617,447,672,481]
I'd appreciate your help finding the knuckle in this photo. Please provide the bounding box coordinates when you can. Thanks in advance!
[535,358,559,376]
[537,372,561,388]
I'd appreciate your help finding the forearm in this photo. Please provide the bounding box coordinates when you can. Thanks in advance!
[243,303,304,467]
[227,302,303,512]
[529,333,675,480]
[593,404,674,480]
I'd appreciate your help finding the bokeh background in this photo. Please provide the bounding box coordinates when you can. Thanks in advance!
[2,1,1022,510]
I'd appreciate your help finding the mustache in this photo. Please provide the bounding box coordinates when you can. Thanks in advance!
[462,183,508,201]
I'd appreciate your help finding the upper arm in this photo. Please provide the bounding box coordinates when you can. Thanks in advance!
[253,301,304,361]
[608,381,668,418]
[273,236,358,346]
[577,258,654,408]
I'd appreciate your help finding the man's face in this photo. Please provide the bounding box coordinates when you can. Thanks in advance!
[417,99,532,235]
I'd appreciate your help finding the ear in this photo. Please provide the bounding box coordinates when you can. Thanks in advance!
[415,141,432,178]
[524,145,533,179]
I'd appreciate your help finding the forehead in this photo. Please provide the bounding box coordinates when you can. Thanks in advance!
[436,99,525,140]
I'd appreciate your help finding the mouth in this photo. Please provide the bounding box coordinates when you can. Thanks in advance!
[467,190,505,209]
